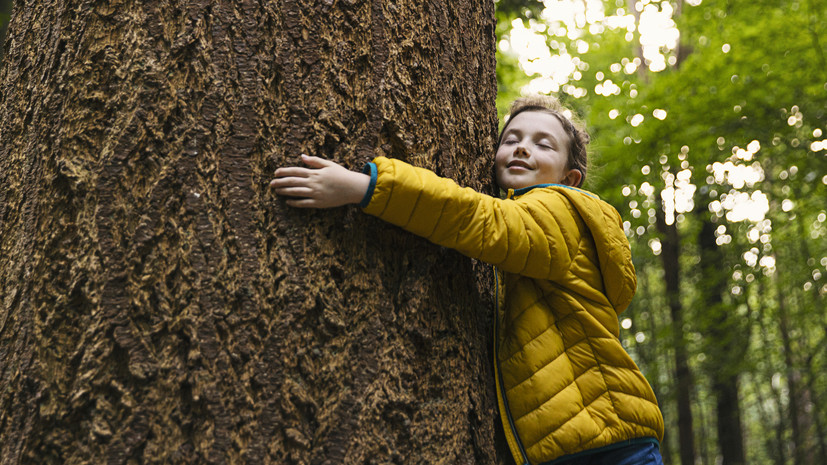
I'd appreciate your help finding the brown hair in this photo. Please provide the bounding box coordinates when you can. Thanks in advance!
[498,95,590,188]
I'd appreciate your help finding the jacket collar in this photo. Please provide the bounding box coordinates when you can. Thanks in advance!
[506,183,596,199]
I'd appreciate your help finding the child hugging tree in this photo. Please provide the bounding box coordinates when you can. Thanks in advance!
[270,95,665,465]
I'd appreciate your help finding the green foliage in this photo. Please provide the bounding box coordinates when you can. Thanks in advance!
[494,0,541,125]
[496,39,532,126]
[0,7,10,62]
[0,0,11,34]
[494,0,545,21]
[0,13,9,40]
[495,0,827,462]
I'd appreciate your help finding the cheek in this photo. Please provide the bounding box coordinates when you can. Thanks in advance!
[494,148,508,167]
[493,150,507,182]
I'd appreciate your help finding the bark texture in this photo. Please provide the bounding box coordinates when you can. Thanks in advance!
[0,0,500,463]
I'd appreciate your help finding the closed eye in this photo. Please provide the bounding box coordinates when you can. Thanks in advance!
[536,136,559,150]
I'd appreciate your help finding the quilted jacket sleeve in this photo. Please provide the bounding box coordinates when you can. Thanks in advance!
[361,157,580,281]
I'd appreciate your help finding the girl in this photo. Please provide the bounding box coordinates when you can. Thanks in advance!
[270,96,665,465]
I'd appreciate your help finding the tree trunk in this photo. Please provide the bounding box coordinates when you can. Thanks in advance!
[776,279,808,465]
[697,215,746,465]
[754,289,788,465]
[713,376,746,465]
[803,354,827,465]
[0,1,502,464]
[635,267,672,463]
[773,207,822,465]
[655,192,696,465]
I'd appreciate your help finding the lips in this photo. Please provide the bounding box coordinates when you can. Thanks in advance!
[507,160,532,170]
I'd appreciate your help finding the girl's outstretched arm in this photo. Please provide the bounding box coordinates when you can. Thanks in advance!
[270,155,370,208]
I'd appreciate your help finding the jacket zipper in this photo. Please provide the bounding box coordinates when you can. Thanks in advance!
[494,269,530,465]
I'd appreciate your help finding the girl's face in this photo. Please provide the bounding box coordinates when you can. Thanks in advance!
[495,111,582,190]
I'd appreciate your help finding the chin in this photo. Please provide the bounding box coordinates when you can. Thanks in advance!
[500,181,531,190]
[497,172,548,191]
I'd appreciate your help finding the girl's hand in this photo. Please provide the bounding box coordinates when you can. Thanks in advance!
[269,155,370,208]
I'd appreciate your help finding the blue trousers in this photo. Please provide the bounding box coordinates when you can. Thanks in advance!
[555,442,664,465]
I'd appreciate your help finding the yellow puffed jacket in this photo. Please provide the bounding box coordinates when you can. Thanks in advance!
[361,157,664,464]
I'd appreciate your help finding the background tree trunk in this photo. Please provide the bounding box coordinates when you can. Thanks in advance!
[655,195,696,465]
[697,215,747,465]
[0,1,502,463]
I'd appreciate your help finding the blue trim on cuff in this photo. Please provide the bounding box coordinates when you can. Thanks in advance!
[359,162,378,208]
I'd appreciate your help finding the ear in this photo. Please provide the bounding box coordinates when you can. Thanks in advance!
[562,169,583,187]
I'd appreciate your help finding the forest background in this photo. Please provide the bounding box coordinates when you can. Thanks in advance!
[1,0,825,464]
[496,1,826,464]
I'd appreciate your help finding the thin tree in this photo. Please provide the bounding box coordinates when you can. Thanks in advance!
[697,211,747,465]
[655,190,696,465]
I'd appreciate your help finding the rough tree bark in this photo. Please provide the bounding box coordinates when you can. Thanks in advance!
[0,0,502,463]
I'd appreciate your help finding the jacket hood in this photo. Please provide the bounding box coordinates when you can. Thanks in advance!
[514,184,637,313]
[558,186,637,313]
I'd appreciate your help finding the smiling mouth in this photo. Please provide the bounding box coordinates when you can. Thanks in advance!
[507,160,532,170]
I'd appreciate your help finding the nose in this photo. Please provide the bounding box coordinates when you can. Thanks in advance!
[513,146,529,158]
